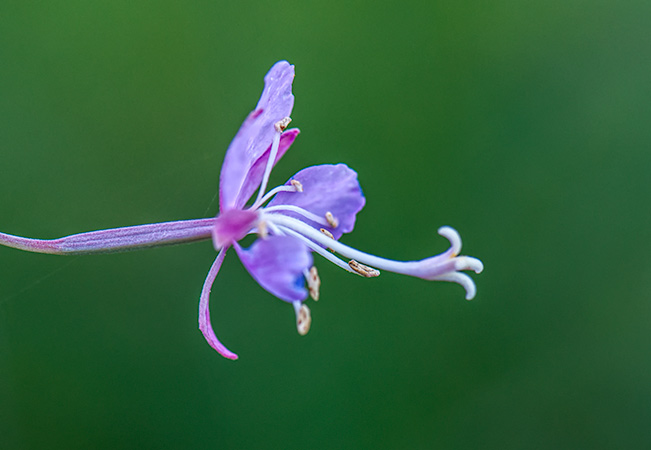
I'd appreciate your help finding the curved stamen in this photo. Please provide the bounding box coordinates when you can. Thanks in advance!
[253,129,282,206]
[265,220,283,237]
[254,117,291,208]
[262,205,329,226]
[276,225,354,273]
[251,184,297,210]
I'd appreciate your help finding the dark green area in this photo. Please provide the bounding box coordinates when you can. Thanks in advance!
[1,1,650,448]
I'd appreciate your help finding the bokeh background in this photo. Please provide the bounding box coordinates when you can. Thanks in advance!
[1,1,650,449]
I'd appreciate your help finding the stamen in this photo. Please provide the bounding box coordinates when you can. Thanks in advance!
[253,184,300,209]
[276,225,355,273]
[319,228,335,252]
[264,207,329,227]
[257,220,268,239]
[274,117,292,132]
[255,120,286,206]
[306,266,321,301]
[265,220,283,236]
[348,260,380,277]
[290,179,303,192]
[319,228,334,240]
[293,301,311,335]
[325,211,338,228]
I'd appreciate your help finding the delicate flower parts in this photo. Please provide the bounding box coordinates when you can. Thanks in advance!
[0,61,483,360]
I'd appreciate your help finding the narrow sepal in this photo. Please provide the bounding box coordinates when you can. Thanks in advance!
[198,248,239,360]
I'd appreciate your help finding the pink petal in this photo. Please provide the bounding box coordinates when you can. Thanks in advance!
[234,236,312,302]
[220,61,296,211]
[198,248,238,360]
[212,209,258,249]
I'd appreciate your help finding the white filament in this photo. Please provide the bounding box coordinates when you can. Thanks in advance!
[267,214,425,274]
[252,183,296,210]
[254,130,282,207]
[277,225,354,273]
[263,205,330,227]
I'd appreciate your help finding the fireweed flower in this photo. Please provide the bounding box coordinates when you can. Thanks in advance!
[0,61,483,360]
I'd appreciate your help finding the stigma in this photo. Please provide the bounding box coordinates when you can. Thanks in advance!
[261,209,483,300]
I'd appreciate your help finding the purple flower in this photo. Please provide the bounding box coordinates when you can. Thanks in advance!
[0,61,483,360]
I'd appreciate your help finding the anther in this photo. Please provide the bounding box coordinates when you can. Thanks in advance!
[325,211,338,228]
[296,303,312,335]
[307,266,321,301]
[319,228,336,252]
[319,228,334,240]
[348,260,380,278]
[274,117,292,132]
[257,220,268,239]
[290,179,304,192]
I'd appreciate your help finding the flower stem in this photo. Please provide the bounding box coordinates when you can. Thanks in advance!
[0,218,215,255]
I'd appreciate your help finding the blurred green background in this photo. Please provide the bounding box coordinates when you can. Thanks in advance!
[1,1,650,449]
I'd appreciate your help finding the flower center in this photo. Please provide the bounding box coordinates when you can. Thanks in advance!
[212,209,259,249]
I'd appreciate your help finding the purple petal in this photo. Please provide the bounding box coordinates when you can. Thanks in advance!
[198,248,238,360]
[267,164,366,240]
[220,61,296,211]
[234,235,312,302]
[234,128,299,209]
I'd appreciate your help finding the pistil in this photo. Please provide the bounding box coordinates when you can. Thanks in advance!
[265,214,483,299]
